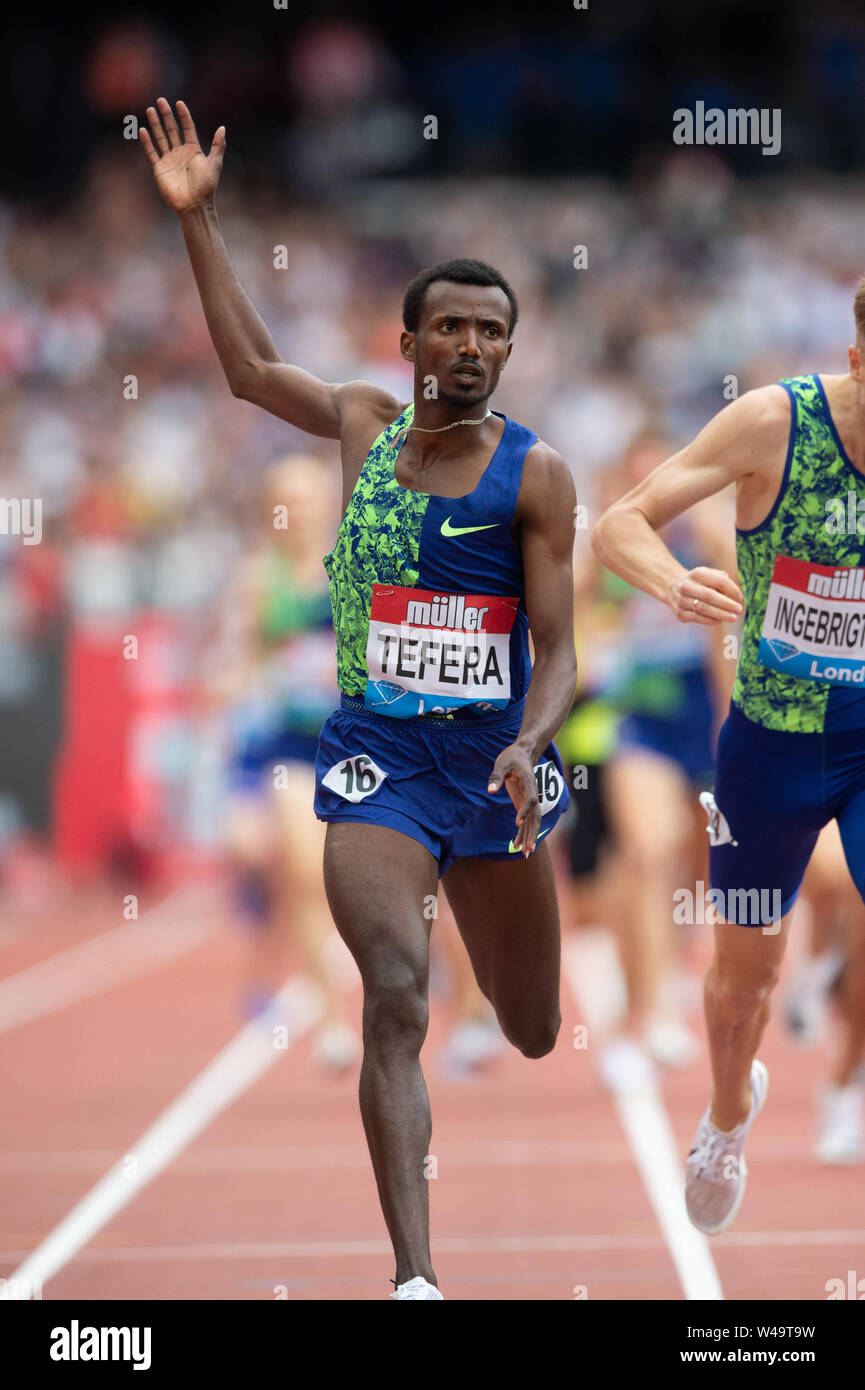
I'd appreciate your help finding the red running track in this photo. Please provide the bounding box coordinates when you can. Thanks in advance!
[0,869,862,1302]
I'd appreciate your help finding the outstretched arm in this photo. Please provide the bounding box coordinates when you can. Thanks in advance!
[139,98,398,437]
[487,444,578,856]
[592,386,791,625]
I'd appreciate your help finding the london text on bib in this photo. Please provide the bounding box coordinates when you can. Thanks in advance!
[364,584,519,717]
[757,555,865,685]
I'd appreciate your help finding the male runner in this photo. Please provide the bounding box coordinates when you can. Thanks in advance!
[140,99,577,1298]
[593,290,865,1235]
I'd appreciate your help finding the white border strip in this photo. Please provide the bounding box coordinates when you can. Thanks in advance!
[564,936,724,1301]
[0,977,322,1300]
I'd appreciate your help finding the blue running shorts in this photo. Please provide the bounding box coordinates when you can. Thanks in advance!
[615,666,715,788]
[314,695,570,878]
[706,700,865,926]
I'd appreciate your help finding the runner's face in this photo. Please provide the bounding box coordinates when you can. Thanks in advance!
[403,281,513,407]
[264,460,333,542]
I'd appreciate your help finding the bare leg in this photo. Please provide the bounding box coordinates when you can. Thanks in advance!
[832,898,865,1086]
[803,821,865,1088]
[224,795,281,999]
[704,913,792,1130]
[437,892,492,1022]
[603,750,694,1035]
[323,822,438,1287]
[441,843,561,1057]
[271,764,346,1026]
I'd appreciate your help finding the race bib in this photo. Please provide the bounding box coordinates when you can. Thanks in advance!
[322,753,387,803]
[757,555,865,686]
[534,758,564,814]
[364,584,519,718]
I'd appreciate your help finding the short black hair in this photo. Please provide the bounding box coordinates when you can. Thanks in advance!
[402,258,519,337]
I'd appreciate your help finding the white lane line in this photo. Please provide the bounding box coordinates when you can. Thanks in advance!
[0,1137,635,1174]
[1,1228,862,1267]
[0,886,217,1035]
[0,1234,669,1264]
[564,934,724,1301]
[0,976,322,1300]
[0,1134,821,1176]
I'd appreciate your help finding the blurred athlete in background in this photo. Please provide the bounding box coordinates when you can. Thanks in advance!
[565,435,737,1089]
[786,823,865,1163]
[217,455,358,1071]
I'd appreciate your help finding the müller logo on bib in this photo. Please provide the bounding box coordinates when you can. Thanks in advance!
[758,555,865,685]
[364,583,519,718]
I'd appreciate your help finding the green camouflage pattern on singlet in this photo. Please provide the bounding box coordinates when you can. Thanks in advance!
[733,375,865,732]
[323,403,429,697]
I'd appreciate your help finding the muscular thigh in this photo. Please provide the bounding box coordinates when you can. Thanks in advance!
[323,822,439,988]
[440,842,560,1013]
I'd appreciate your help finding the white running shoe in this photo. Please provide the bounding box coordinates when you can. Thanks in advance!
[783,948,845,1046]
[438,1017,503,1079]
[597,1035,657,1093]
[685,1059,769,1235]
[815,1082,865,1164]
[390,1276,444,1300]
[312,1020,359,1073]
[643,1018,701,1070]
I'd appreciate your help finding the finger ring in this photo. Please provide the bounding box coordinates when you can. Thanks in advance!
[693,598,700,613]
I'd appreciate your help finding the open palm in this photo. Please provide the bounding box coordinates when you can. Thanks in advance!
[139,98,226,215]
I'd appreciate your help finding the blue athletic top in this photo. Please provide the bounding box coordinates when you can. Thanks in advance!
[323,405,539,720]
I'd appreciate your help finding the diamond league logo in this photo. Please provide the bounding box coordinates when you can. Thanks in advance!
[766,639,799,662]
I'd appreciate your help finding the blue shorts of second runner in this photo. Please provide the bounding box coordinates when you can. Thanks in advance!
[707,699,865,927]
[615,667,715,787]
[313,695,570,878]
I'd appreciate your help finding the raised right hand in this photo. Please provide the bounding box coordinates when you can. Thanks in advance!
[139,98,226,215]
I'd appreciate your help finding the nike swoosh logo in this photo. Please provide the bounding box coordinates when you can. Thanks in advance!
[441,517,500,537]
[508,827,551,854]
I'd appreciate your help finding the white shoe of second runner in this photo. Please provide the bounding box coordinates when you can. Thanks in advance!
[815,1081,865,1164]
[685,1059,769,1235]
[390,1276,444,1300]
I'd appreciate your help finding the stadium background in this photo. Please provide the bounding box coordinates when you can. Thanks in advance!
[1,0,865,1302]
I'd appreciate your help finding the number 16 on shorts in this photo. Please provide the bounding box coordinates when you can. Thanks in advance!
[534,759,563,813]
[323,753,388,803]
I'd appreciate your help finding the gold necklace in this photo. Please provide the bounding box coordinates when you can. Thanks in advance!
[400,408,492,437]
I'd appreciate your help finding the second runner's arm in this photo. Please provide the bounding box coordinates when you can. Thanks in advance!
[591,388,791,625]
